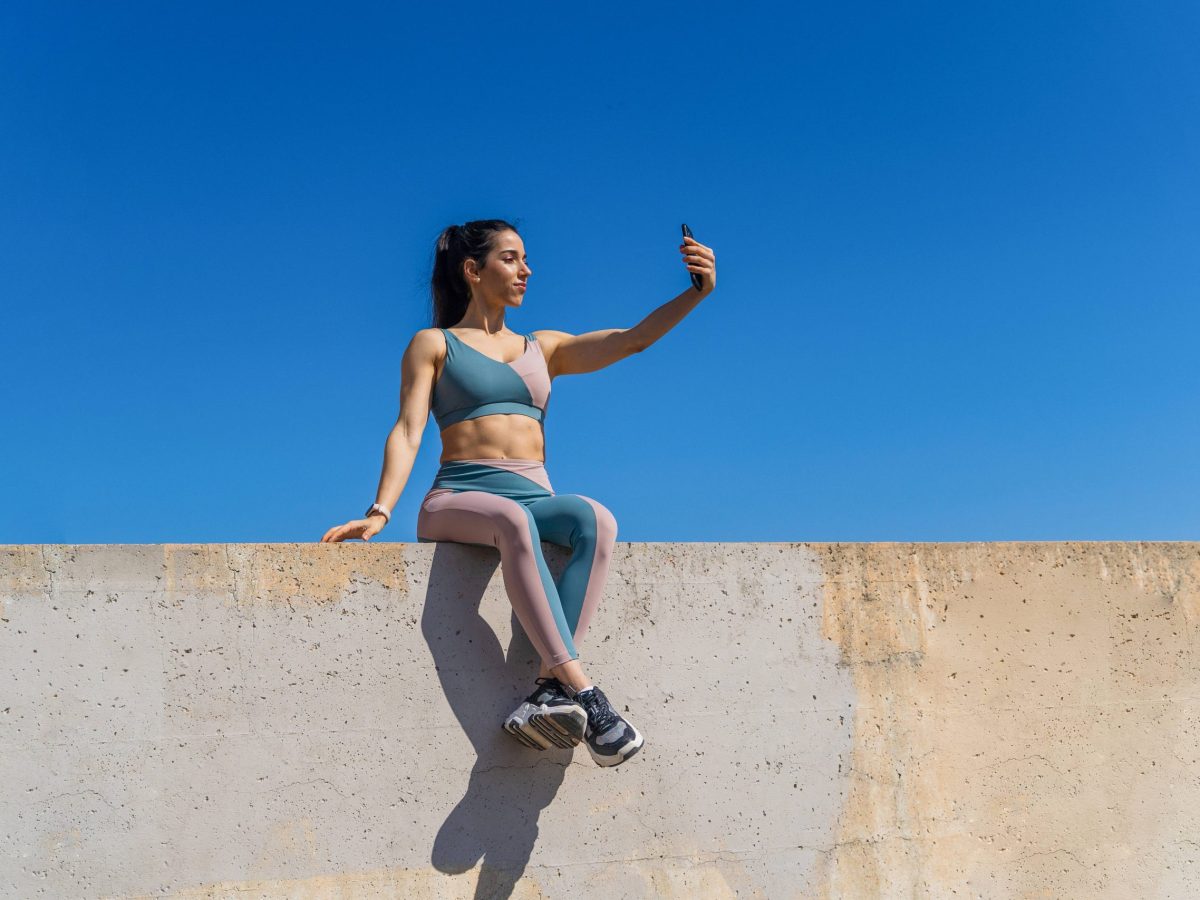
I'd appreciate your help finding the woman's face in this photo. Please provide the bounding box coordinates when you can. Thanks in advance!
[467,230,532,307]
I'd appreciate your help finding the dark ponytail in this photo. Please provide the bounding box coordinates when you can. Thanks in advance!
[430,219,519,328]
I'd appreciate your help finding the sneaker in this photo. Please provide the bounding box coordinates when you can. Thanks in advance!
[503,677,587,750]
[574,685,644,767]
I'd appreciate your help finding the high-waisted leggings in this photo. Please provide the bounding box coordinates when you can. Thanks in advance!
[416,458,618,668]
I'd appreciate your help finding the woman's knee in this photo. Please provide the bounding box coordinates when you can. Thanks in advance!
[491,502,539,549]
[577,496,618,545]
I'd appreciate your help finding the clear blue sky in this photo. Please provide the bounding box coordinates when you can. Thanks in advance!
[3,2,1197,543]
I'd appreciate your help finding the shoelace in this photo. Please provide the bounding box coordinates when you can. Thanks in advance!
[578,687,619,733]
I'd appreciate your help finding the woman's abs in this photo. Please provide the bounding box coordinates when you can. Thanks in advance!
[439,413,546,463]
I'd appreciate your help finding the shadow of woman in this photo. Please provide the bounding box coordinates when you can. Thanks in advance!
[422,541,573,899]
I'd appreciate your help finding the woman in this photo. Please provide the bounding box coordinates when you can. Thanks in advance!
[321,219,717,768]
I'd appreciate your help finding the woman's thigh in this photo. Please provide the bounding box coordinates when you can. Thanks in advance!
[417,489,537,549]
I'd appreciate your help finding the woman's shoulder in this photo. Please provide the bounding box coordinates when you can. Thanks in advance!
[406,327,450,360]
[529,328,571,348]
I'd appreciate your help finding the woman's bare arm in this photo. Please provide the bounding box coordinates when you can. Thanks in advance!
[321,328,440,542]
[538,235,716,377]
[371,328,440,512]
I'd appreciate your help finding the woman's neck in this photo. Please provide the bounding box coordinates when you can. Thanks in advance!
[455,302,509,335]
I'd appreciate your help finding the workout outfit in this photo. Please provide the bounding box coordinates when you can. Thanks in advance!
[415,328,642,765]
[416,329,618,669]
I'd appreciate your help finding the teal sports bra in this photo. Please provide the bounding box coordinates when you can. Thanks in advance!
[431,328,552,430]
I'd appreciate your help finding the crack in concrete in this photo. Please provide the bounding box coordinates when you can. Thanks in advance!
[29,788,116,810]
[1013,847,1088,870]
[815,833,917,856]
[977,753,1067,775]
[224,544,257,738]
[467,756,571,777]
[853,650,926,668]
[5,724,399,752]
[529,844,800,869]
[38,545,56,598]
[261,777,346,798]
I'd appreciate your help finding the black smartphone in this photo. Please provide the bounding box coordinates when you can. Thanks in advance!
[681,223,703,291]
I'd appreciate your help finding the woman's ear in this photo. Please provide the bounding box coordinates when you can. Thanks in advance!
[462,256,479,283]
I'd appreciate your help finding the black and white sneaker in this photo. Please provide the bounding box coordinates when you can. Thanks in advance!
[503,677,587,750]
[575,685,644,767]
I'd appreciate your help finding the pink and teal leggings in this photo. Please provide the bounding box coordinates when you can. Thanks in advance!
[416,458,618,668]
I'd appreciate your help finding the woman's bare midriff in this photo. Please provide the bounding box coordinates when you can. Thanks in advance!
[439,414,546,463]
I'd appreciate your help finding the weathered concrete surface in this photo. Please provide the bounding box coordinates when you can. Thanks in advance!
[1,542,1198,899]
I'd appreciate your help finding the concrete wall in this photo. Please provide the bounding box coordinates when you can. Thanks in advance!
[2,542,1198,899]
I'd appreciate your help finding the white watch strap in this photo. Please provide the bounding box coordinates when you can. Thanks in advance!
[366,502,391,523]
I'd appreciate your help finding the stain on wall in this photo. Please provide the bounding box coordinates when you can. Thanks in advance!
[816,542,1200,899]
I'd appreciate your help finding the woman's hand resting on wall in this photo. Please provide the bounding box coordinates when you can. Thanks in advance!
[321,516,386,543]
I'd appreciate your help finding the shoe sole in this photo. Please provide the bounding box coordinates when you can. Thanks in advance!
[532,710,588,748]
[504,717,552,750]
[504,702,587,751]
[587,729,645,767]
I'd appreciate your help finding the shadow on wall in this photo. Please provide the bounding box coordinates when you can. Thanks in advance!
[421,541,572,899]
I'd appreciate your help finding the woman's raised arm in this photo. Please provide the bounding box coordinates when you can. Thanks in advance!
[540,234,717,378]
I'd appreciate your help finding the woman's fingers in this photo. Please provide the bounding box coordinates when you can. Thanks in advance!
[321,522,355,543]
[678,238,717,289]
[680,248,715,269]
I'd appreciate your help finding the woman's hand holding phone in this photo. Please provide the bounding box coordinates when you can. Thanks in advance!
[680,224,716,293]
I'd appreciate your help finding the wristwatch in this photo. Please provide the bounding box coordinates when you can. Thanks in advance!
[365,502,391,524]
